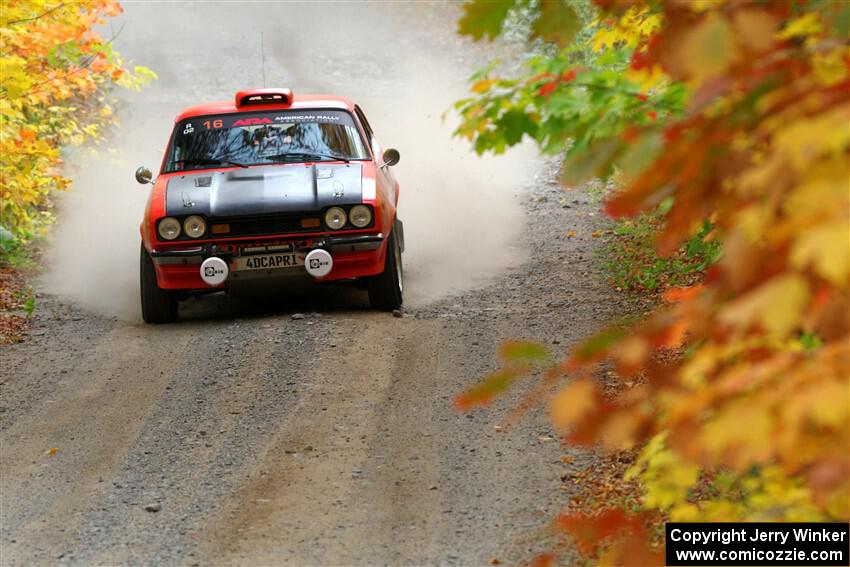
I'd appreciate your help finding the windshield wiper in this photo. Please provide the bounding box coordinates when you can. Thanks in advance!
[175,157,248,169]
[264,152,350,164]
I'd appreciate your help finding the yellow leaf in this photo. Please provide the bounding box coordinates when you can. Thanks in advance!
[791,221,850,288]
[777,12,822,40]
[735,205,770,243]
[471,79,497,94]
[591,7,661,52]
[812,47,850,87]
[782,157,848,219]
[702,500,745,521]
[625,65,668,92]
[720,274,810,337]
[702,402,773,468]
[83,123,99,137]
[784,380,850,428]
[636,444,700,510]
[774,106,850,171]
[670,502,700,522]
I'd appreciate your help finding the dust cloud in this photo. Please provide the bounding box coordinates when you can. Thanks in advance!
[43,2,539,318]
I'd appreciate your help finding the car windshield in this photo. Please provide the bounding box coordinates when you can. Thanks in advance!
[163,109,369,172]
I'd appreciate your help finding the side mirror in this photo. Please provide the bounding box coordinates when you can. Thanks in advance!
[135,166,153,185]
[381,148,400,168]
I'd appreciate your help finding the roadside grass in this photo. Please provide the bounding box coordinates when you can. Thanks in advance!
[1,235,39,271]
[0,239,40,344]
[601,213,720,293]
[583,178,720,294]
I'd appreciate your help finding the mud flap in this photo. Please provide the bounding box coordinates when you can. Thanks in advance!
[395,218,405,253]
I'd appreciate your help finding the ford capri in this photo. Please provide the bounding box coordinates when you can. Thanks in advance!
[136,88,403,323]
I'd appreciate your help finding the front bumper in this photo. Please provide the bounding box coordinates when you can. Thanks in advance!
[150,233,386,290]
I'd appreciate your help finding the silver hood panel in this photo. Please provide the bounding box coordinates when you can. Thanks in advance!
[165,163,363,217]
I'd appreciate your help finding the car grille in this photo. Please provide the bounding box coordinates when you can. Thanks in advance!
[210,214,322,237]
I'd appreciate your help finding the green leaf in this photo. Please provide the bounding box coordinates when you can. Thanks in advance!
[560,137,623,186]
[455,367,525,409]
[497,109,538,145]
[573,327,627,361]
[618,130,663,179]
[458,0,516,41]
[533,0,581,48]
[498,340,550,364]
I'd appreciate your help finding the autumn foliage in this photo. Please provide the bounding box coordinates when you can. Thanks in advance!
[0,0,154,260]
[456,0,849,562]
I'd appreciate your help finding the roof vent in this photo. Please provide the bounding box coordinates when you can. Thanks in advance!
[235,88,293,108]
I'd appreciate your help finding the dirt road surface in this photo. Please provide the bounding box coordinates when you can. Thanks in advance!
[1,4,623,566]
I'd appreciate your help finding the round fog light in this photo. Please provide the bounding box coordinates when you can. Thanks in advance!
[324,207,347,230]
[200,257,228,286]
[158,217,181,241]
[183,215,206,238]
[349,205,372,228]
[305,248,333,278]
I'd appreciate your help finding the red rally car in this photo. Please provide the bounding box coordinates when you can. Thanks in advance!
[136,88,404,323]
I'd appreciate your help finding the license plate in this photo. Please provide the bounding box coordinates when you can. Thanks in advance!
[235,252,304,271]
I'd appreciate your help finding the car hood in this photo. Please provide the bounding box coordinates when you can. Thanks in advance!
[164,163,363,217]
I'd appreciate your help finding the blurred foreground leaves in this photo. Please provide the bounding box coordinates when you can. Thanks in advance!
[456,0,849,562]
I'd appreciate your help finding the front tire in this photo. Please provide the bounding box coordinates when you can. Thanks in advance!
[367,225,403,310]
[140,243,178,324]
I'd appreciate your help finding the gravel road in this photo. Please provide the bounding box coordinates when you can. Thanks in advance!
[1,3,624,566]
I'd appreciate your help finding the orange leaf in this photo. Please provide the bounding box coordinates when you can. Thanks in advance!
[557,509,640,555]
[663,285,703,303]
[550,378,598,432]
[611,335,649,376]
[527,553,554,567]
[652,319,689,349]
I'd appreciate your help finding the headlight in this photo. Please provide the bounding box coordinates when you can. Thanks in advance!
[183,215,207,238]
[158,217,181,240]
[349,205,372,228]
[324,207,347,230]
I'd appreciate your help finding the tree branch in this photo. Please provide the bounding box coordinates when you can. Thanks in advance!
[6,3,66,26]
